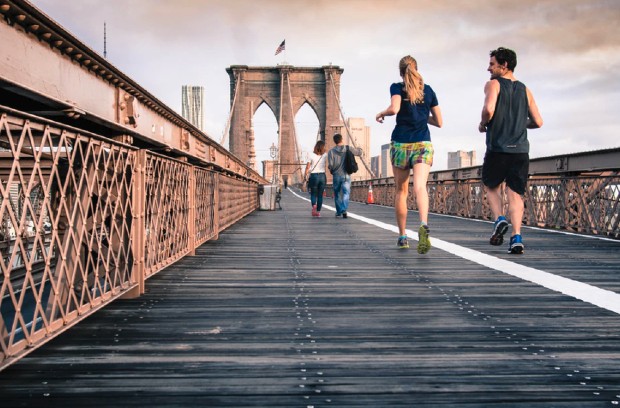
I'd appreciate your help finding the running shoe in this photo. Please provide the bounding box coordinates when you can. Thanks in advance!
[311,205,318,217]
[397,236,409,249]
[508,234,524,254]
[417,224,431,254]
[342,212,348,219]
[490,216,509,246]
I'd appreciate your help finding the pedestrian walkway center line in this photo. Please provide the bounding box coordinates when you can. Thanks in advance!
[289,190,620,316]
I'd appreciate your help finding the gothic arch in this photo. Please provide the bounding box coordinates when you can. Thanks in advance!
[226,65,344,183]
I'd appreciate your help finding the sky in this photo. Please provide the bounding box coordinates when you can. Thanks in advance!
[27,0,620,171]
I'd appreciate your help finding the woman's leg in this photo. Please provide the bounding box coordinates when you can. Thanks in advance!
[411,163,431,224]
[393,166,411,236]
[316,174,326,211]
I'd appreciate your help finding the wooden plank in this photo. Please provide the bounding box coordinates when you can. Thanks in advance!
[0,190,619,407]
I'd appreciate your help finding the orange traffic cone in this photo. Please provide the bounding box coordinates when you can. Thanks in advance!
[366,183,375,204]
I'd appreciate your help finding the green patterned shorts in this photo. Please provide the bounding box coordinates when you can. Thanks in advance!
[390,141,434,169]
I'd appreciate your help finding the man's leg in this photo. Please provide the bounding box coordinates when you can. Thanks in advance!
[485,184,504,220]
[486,183,510,246]
[333,175,344,215]
[506,187,524,236]
[341,177,351,216]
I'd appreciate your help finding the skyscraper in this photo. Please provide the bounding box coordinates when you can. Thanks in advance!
[181,85,204,131]
[380,143,393,178]
[447,150,477,169]
[343,117,371,181]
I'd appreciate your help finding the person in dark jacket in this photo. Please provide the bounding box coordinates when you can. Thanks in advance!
[327,133,363,218]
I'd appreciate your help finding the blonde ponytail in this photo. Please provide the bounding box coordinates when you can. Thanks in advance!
[399,55,424,104]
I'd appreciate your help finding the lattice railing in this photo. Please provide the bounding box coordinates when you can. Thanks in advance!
[351,172,620,239]
[0,108,259,370]
[0,113,137,366]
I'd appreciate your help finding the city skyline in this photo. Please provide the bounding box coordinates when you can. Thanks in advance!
[28,0,620,170]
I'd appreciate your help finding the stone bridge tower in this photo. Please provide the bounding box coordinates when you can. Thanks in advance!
[226,65,344,184]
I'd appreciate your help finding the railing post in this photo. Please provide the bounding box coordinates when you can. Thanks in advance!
[189,165,196,256]
[124,149,146,298]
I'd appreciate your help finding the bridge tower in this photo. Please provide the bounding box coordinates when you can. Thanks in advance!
[226,65,344,184]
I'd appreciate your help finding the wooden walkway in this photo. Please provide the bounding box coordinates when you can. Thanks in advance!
[1,189,619,407]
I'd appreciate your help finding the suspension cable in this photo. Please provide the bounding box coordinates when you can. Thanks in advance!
[285,71,304,181]
[328,73,375,178]
[219,73,241,147]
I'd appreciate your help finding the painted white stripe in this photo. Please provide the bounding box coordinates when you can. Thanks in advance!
[289,189,620,315]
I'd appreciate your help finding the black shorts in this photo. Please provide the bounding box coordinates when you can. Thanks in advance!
[481,152,529,195]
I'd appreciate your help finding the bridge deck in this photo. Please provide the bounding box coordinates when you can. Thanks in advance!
[1,190,619,407]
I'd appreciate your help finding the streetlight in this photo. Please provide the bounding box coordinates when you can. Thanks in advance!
[269,142,279,184]
[269,142,278,160]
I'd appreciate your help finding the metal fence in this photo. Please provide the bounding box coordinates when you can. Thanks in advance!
[0,108,259,370]
[350,169,620,239]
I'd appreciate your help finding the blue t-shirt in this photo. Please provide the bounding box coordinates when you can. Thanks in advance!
[389,82,438,143]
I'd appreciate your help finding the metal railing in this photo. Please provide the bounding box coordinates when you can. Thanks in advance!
[0,108,259,370]
[349,155,620,239]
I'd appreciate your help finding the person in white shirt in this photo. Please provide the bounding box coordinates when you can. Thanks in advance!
[304,140,327,217]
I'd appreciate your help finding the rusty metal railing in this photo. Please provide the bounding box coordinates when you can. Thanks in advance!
[0,107,259,370]
[350,166,620,239]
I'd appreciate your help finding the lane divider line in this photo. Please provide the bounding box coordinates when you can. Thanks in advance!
[289,189,620,315]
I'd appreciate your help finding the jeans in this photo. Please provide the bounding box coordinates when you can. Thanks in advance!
[308,173,326,211]
[332,174,351,215]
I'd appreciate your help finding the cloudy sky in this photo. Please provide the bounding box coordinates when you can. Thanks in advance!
[29,0,620,170]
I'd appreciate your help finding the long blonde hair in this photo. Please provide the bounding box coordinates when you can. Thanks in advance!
[399,55,424,104]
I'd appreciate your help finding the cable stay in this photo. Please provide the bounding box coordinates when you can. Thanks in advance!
[285,71,305,182]
[219,73,241,147]
[328,73,375,178]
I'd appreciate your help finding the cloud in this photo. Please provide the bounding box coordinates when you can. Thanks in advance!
[26,0,620,170]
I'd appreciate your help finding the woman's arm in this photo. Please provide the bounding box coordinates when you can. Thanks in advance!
[428,105,443,128]
[304,162,311,179]
[376,95,401,123]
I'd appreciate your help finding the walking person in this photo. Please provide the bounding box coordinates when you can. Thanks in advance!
[327,133,363,219]
[479,47,543,254]
[304,140,327,217]
[376,55,442,253]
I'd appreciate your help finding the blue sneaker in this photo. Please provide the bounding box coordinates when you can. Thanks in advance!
[397,236,409,249]
[508,234,524,254]
[490,216,509,246]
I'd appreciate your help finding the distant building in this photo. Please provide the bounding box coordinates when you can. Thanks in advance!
[380,143,393,178]
[448,150,477,169]
[371,155,380,180]
[343,117,371,181]
[181,85,204,131]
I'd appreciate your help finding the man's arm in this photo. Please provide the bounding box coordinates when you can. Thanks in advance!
[526,87,543,129]
[479,80,499,133]
[352,146,364,157]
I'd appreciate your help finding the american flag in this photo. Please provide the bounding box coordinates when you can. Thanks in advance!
[274,40,285,55]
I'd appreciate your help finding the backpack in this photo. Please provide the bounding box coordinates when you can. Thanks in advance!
[343,146,358,174]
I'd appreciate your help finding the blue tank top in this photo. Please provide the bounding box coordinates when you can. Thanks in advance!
[486,77,529,153]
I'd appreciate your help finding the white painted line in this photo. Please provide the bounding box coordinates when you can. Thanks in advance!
[289,189,620,315]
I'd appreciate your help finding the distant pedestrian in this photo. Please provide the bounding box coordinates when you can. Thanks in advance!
[304,140,327,217]
[327,133,363,219]
[479,47,543,254]
[376,55,442,253]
